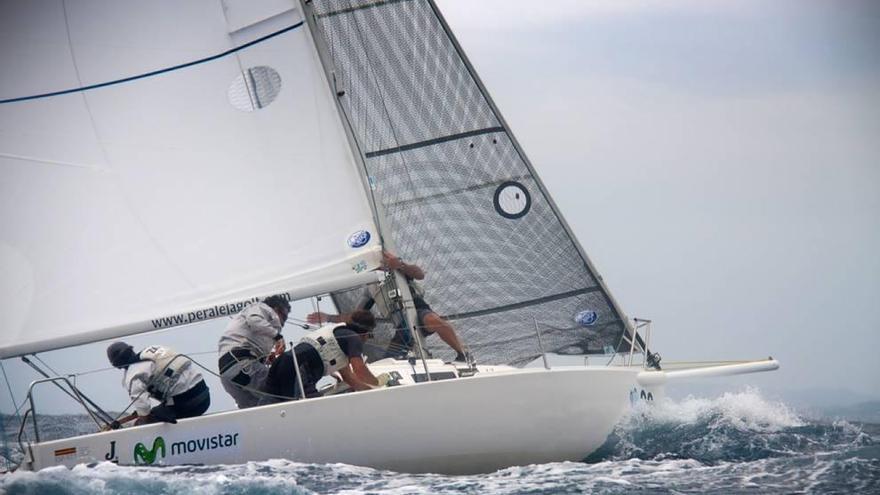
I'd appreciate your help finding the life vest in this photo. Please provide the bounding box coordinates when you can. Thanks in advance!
[300,324,351,375]
[139,345,191,400]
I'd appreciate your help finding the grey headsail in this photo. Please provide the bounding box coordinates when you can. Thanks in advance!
[306,0,638,365]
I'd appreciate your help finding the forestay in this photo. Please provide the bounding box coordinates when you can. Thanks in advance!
[0,0,382,358]
[306,0,637,364]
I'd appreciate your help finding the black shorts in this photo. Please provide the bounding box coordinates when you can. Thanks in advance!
[413,296,436,331]
[152,380,210,422]
[263,345,323,400]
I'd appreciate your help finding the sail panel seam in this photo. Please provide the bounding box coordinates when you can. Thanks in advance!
[364,126,505,158]
[385,174,532,208]
[443,287,601,321]
[0,22,304,105]
[466,319,623,349]
[317,0,416,19]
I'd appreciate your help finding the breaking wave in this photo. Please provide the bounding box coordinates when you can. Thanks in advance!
[2,389,878,494]
[588,388,871,463]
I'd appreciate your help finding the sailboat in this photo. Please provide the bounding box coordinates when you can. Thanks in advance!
[0,0,778,475]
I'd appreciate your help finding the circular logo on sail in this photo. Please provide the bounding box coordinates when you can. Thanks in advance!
[348,230,371,248]
[227,66,282,112]
[493,181,531,219]
[575,310,598,326]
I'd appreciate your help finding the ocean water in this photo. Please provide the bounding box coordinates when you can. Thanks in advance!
[1,389,878,494]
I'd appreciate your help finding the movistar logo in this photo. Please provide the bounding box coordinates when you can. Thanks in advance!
[133,437,166,465]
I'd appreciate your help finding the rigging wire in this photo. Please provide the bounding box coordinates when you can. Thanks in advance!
[0,408,7,472]
[0,361,22,426]
[31,354,61,377]
[0,361,22,471]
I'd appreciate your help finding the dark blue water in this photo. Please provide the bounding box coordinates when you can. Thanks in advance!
[2,389,878,494]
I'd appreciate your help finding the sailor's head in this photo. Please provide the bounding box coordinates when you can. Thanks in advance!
[106,341,137,368]
[346,310,376,340]
[263,295,291,326]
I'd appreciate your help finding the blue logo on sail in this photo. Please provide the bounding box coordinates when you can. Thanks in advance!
[575,310,598,326]
[348,230,371,248]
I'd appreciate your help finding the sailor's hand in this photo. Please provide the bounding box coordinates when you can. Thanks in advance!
[101,419,122,431]
[382,252,403,271]
[265,339,284,364]
[307,312,332,324]
[375,372,392,387]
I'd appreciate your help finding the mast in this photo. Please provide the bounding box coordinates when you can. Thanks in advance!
[298,0,431,362]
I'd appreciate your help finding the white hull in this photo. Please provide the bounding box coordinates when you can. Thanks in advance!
[26,364,659,474]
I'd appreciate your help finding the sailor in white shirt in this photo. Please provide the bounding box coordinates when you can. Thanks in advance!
[106,342,210,427]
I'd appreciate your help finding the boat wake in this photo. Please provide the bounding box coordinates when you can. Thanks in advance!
[589,387,871,463]
[2,389,878,494]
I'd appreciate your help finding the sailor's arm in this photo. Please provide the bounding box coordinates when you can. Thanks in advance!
[246,311,283,341]
[383,252,424,280]
[101,412,138,431]
[306,285,380,325]
[337,358,375,391]
[125,375,154,424]
[306,312,342,324]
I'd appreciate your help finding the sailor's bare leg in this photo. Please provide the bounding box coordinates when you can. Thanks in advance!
[422,312,466,358]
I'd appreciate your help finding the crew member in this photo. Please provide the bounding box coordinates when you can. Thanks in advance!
[106,342,210,427]
[261,310,390,401]
[218,295,289,408]
[308,251,469,362]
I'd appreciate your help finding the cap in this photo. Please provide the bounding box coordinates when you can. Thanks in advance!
[107,342,135,368]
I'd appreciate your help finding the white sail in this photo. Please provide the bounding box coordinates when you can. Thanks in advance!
[0,0,382,358]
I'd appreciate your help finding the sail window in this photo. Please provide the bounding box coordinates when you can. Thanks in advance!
[493,181,531,219]
[227,66,282,112]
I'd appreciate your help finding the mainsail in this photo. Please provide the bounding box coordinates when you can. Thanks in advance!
[0,0,383,358]
[305,0,638,364]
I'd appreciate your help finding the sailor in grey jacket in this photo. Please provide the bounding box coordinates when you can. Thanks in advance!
[217,295,290,408]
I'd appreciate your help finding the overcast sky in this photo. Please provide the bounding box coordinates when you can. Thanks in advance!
[438,0,880,401]
[2,0,878,415]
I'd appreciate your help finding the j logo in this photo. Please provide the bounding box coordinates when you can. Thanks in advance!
[104,440,118,463]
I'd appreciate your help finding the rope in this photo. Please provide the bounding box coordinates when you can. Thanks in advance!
[69,350,226,378]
